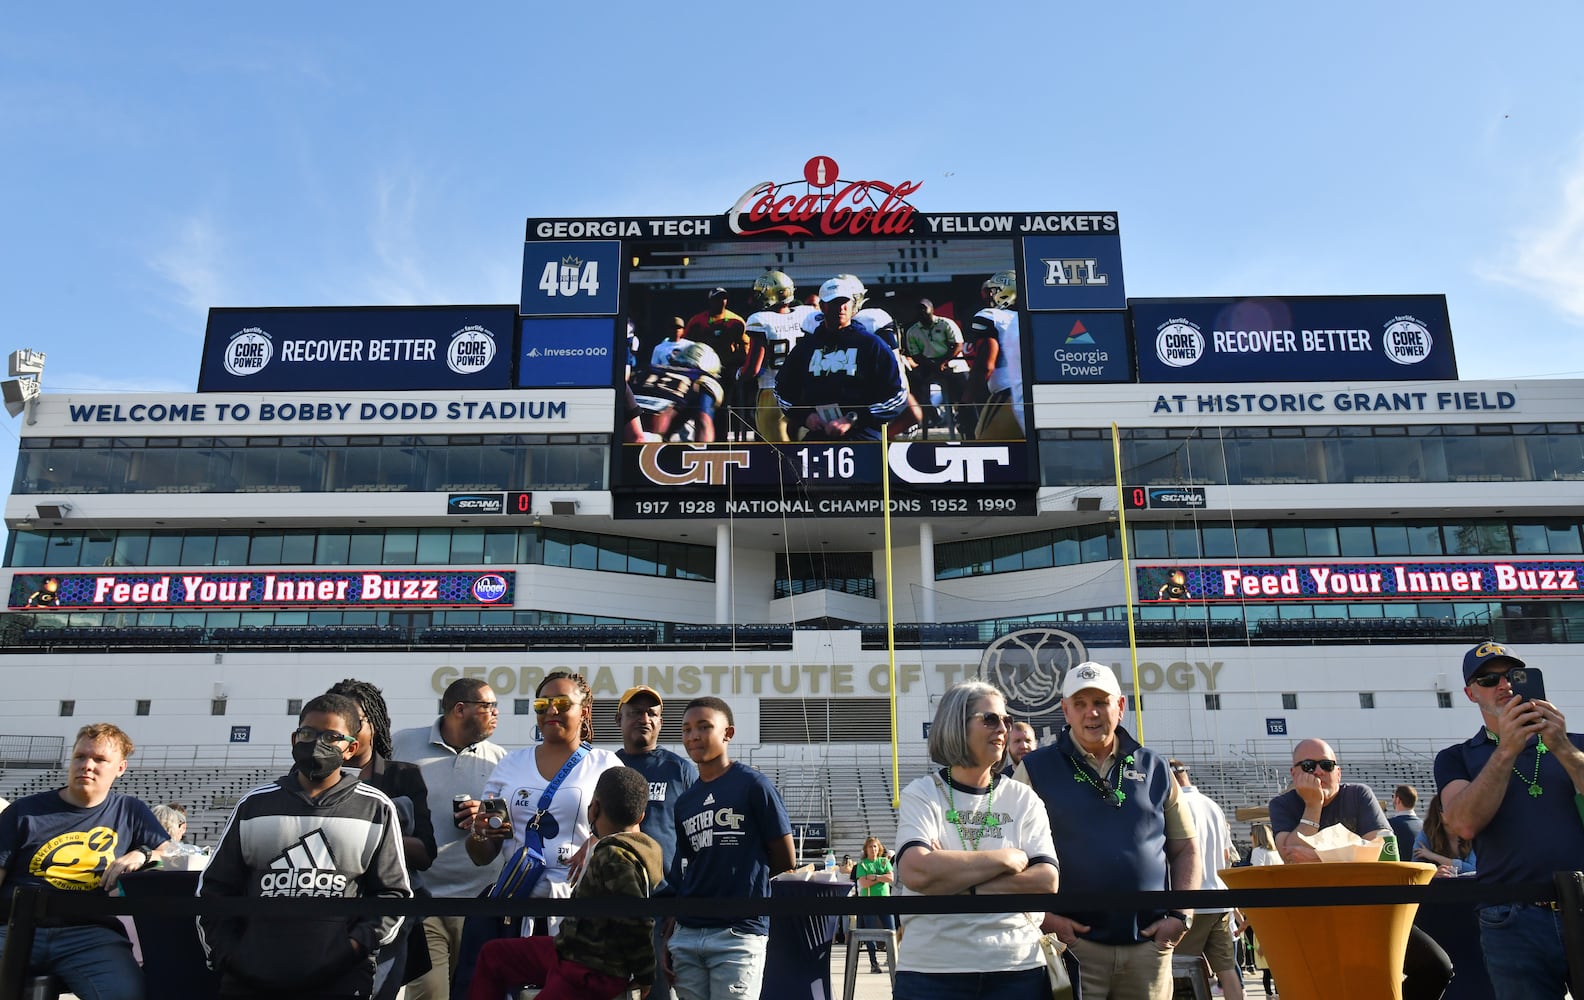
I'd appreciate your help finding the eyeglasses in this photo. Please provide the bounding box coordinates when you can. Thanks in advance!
[1293,758,1338,773]
[292,726,354,744]
[1469,673,1508,688]
[975,711,1012,730]
[462,700,500,713]
[533,695,579,716]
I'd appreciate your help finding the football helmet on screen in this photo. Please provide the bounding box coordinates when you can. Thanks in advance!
[752,270,796,309]
[982,270,1017,309]
[671,339,723,376]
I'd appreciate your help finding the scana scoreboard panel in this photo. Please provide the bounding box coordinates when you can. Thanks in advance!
[517,163,1121,517]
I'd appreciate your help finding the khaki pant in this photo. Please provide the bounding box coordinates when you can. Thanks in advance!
[1066,937,1173,1000]
[404,914,464,1000]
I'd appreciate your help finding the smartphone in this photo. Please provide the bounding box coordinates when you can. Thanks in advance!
[1508,667,1547,704]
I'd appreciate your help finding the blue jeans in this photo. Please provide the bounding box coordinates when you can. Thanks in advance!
[668,925,767,1000]
[0,923,144,1000]
[894,967,1048,1000]
[1477,903,1570,1000]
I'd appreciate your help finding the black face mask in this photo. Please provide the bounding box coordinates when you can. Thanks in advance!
[292,739,345,781]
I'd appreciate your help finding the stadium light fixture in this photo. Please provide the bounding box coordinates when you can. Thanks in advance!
[2,348,45,422]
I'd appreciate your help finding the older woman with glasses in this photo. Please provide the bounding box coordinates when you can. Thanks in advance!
[893,681,1058,1000]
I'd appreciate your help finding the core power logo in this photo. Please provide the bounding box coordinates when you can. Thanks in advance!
[259,829,348,897]
[447,326,498,375]
[1155,319,1205,368]
[223,328,273,378]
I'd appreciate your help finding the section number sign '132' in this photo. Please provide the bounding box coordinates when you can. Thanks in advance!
[519,240,622,316]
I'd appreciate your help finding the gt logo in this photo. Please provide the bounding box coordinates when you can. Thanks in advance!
[889,444,1011,484]
[536,256,601,297]
[639,444,752,486]
[1040,258,1108,286]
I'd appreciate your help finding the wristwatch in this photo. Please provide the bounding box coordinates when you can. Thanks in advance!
[135,846,156,865]
[1164,909,1190,923]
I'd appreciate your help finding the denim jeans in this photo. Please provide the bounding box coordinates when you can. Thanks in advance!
[1477,903,1570,1000]
[894,967,1049,1000]
[668,924,767,1000]
[0,923,144,1000]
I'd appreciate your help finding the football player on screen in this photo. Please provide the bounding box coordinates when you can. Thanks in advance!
[966,270,1025,442]
[742,270,817,443]
[774,275,907,442]
[631,340,726,442]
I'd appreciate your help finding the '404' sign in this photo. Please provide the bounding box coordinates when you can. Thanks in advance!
[520,240,621,316]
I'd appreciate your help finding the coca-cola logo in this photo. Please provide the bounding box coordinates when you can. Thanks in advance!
[729,156,921,238]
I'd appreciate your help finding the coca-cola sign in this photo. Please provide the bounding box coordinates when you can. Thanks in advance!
[728,156,921,238]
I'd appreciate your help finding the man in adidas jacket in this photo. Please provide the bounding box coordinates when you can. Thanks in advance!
[198,693,412,999]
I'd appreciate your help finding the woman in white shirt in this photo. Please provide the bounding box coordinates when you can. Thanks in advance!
[894,680,1059,999]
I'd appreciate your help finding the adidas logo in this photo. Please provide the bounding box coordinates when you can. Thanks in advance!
[258,829,349,897]
[702,793,716,806]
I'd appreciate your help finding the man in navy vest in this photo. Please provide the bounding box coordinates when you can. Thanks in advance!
[1016,662,1200,1000]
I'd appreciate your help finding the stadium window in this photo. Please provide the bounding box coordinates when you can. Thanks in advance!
[1359,692,1376,709]
[1281,693,1299,710]
[287,698,303,715]
[211,699,227,716]
[1437,692,1454,709]
[135,699,151,716]
[59,700,75,717]
[513,698,534,716]
[1203,693,1221,711]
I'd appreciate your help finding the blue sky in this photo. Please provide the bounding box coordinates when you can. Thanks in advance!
[2,4,1582,421]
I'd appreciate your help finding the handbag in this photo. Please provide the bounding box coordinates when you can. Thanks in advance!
[487,742,589,900]
[1027,912,1078,1000]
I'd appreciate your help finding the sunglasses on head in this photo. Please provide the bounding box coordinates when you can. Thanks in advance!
[1293,758,1338,773]
[1469,673,1507,688]
[532,695,579,716]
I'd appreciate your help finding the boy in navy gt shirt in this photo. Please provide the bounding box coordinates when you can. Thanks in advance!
[663,697,795,1000]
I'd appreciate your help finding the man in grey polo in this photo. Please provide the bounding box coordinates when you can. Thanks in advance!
[392,678,509,1000]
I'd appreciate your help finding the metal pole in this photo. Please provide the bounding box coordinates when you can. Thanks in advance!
[0,885,45,999]
[1554,870,1584,991]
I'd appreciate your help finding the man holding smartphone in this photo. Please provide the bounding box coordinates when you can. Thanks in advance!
[1437,641,1584,999]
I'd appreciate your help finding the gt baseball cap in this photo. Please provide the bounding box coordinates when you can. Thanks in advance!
[618,685,663,708]
[1462,642,1525,684]
[818,275,865,303]
[1060,661,1122,701]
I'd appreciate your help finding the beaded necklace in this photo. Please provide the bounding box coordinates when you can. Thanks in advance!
[1485,728,1549,798]
[1065,751,1134,807]
[943,768,1000,851]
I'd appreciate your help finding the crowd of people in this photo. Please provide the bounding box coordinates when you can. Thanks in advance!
[624,270,1026,445]
[0,638,1578,1000]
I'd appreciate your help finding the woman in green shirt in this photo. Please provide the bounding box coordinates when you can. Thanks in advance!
[853,836,896,973]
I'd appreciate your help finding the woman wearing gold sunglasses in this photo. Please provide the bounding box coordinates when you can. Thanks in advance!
[465,671,621,930]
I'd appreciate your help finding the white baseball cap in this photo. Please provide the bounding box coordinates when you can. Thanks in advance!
[818,274,866,303]
[1060,661,1122,700]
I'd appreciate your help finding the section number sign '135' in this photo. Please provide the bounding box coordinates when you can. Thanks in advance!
[519,240,622,316]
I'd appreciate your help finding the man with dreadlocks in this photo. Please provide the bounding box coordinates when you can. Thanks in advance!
[328,678,438,1000]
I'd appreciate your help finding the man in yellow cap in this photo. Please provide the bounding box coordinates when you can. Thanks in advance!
[616,686,697,1000]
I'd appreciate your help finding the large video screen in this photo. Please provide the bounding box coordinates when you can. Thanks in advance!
[520,167,1121,518]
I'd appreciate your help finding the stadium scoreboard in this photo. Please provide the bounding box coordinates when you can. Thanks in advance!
[518,157,1125,519]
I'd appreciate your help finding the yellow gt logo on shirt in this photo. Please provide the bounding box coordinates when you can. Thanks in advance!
[29,826,119,890]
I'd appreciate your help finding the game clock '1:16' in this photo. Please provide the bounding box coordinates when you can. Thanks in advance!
[796,445,856,481]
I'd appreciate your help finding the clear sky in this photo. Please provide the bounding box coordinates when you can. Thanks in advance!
[2,4,1582,435]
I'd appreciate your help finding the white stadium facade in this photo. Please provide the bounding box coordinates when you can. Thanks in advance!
[2,164,1579,848]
